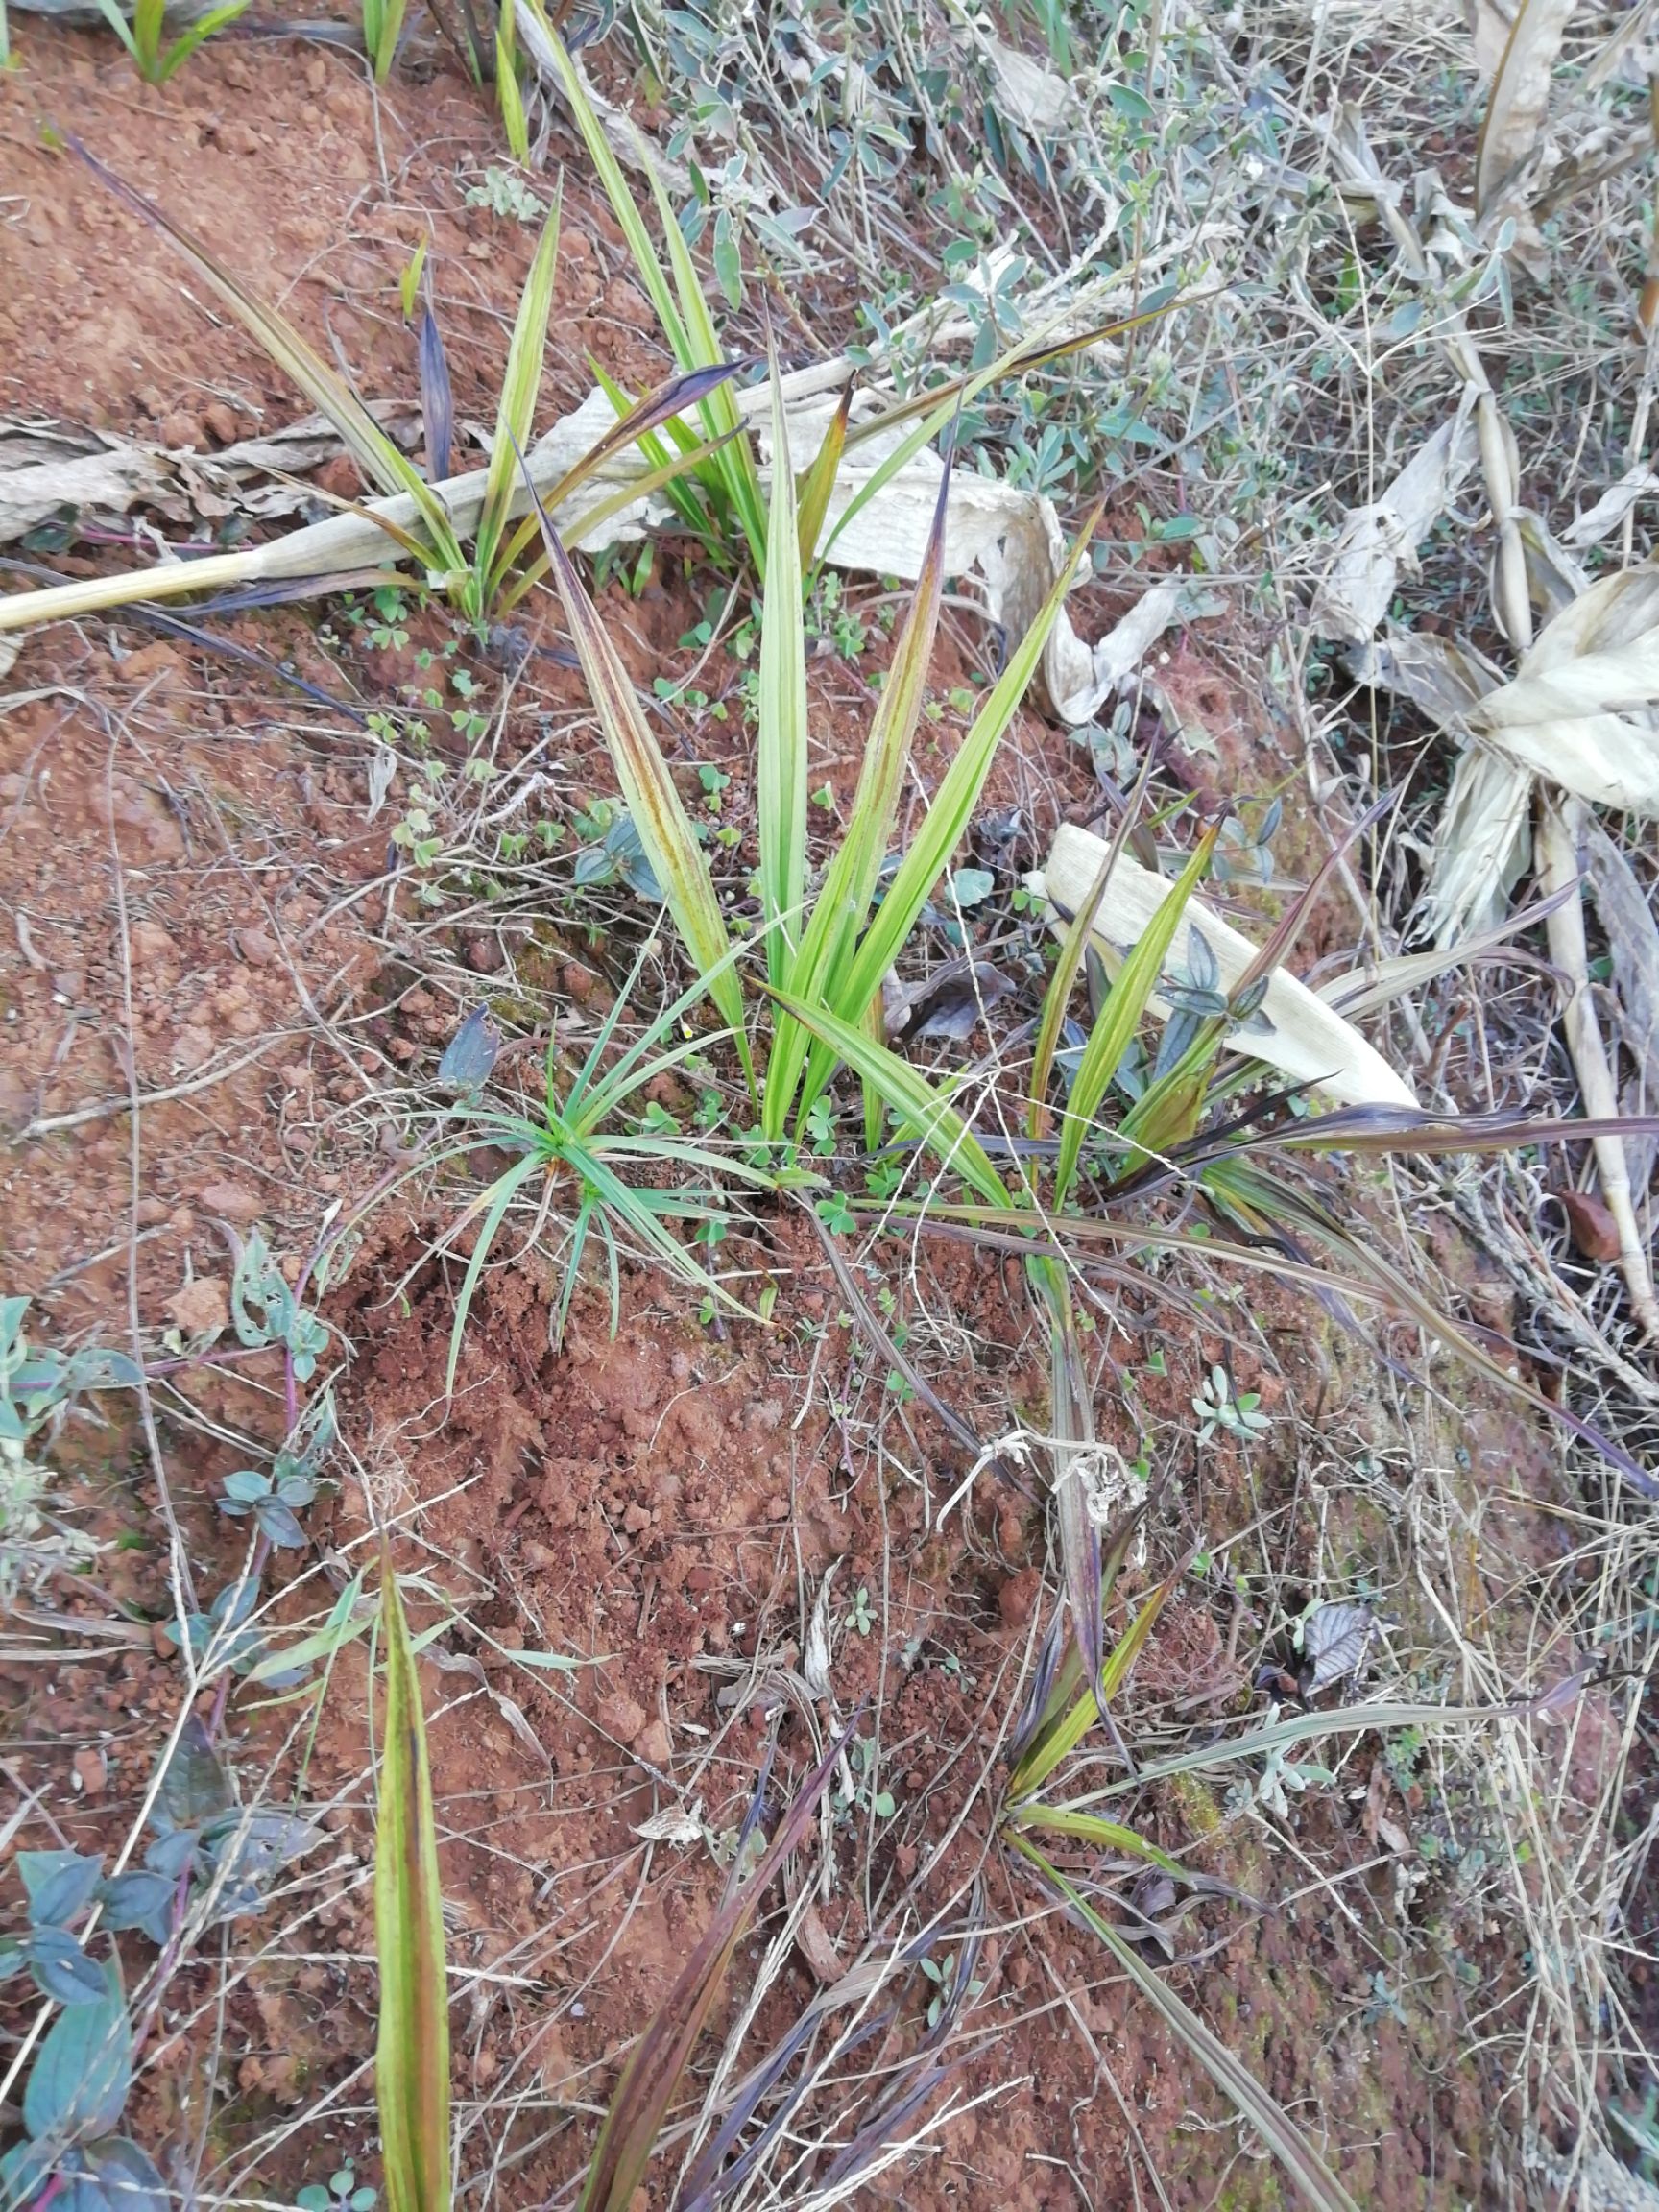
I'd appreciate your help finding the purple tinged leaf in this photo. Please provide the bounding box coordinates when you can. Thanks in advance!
[416,300,455,484]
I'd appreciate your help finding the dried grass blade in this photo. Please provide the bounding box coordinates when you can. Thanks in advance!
[795,381,852,569]
[73,144,462,566]
[1537,794,1659,1337]
[375,1556,452,2212]
[1476,0,1578,215]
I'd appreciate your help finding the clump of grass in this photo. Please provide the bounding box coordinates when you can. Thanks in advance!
[92,0,249,83]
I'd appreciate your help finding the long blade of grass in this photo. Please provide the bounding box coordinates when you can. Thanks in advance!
[796,382,852,569]
[73,144,466,573]
[794,504,1103,1119]
[158,0,249,78]
[474,190,563,611]
[757,356,809,991]
[375,1557,452,2212]
[643,159,767,567]
[1035,1265,1110,1749]
[1003,1806,1189,1881]
[517,451,755,1092]
[530,15,693,360]
[1059,1693,1574,1809]
[1029,741,1162,1144]
[766,988,1011,1207]
[1010,1839,1359,2212]
[443,1159,537,1396]
[765,438,952,1139]
[1053,827,1218,1206]
[578,1726,851,2212]
[495,0,530,164]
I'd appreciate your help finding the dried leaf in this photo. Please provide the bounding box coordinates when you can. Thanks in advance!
[1583,816,1659,1102]
[1039,824,1419,1108]
[1312,411,1480,643]
[1419,743,1536,948]
[1564,468,1659,549]
[1301,1601,1374,1695]
[1476,0,1579,217]
[1538,794,1659,1337]
[633,1802,705,1846]
[884,959,1014,1044]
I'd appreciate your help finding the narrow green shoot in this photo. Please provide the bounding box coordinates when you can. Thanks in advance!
[362,0,405,79]
[1050,827,1218,1206]
[494,0,529,164]
[374,1558,452,2212]
[532,12,766,568]
[756,358,808,990]
[791,502,1105,1124]
[465,187,561,619]
[94,0,249,82]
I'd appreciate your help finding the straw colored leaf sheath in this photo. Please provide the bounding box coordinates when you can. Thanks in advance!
[375,1557,451,2212]
[517,462,755,1092]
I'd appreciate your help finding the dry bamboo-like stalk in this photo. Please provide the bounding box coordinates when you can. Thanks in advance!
[1537,792,1659,1338]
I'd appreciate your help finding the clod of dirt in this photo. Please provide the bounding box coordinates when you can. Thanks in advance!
[596,1690,648,1745]
[165,1276,229,1338]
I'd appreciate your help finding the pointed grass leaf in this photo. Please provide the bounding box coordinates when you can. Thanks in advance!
[1010,1841,1359,2212]
[156,0,249,78]
[516,453,754,1091]
[1004,1806,1189,1883]
[757,356,809,991]
[578,1725,850,2212]
[495,0,529,164]
[472,188,562,612]
[1053,828,1217,1205]
[765,443,951,1137]
[374,1556,452,2212]
[793,504,1104,1122]
[766,989,1011,1208]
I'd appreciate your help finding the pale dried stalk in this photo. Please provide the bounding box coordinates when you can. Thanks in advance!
[1536,793,1659,1338]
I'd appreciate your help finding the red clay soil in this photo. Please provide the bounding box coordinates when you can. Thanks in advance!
[0,19,1572,2211]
